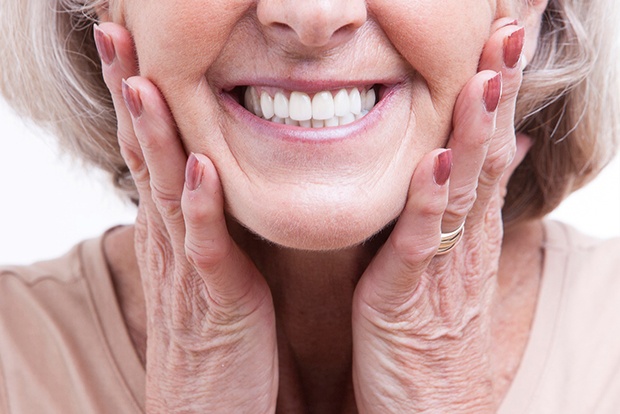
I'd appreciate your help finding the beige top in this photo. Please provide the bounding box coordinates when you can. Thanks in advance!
[0,220,619,413]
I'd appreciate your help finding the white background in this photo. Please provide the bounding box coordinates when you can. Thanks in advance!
[1,98,619,265]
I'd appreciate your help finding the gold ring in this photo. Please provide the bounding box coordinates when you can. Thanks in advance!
[436,222,465,255]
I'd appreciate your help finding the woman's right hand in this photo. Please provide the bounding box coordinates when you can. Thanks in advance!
[94,23,278,413]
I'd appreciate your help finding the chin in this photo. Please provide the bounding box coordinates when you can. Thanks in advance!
[229,193,404,251]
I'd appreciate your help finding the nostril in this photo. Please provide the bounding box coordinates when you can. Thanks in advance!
[257,1,367,50]
[272,22,291,32]
[335,24,355,37]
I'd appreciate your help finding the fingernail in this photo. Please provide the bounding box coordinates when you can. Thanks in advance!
[433,149,452,186]
[503,27,525,69]
[93,24,116,65]
[122,79,143,118]
[483,72,502,113]
[186,153,203,191]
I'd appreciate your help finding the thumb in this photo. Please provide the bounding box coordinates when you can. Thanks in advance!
[181,153,268,310]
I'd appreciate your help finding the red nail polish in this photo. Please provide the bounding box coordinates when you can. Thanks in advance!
[93,24,116,65]
[434,149,452,186]
[503,27,525,69]
[186,153,203,191]
[483,72,502,113]
[122,79,143,118]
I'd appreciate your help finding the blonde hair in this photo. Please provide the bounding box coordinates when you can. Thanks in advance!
[508,0,620,222]
[1,0,619,220]
[0,0,136,201]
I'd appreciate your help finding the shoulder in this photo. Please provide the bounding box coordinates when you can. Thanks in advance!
[500,220,620,413]
[543,219,620,281]
[0,238,100,355]
[0,240,92,323]
[542,219,620,331]
[535,220,620,411]
[0,233,145,413]
[0,243,84,287]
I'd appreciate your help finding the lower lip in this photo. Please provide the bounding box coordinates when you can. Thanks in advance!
[219,86,399,143]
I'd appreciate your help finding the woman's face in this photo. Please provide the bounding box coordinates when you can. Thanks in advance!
[120,0,518,250]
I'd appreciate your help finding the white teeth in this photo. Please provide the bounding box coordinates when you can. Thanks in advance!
[245,87,263,118]
[333,89,350,117]
[289,92,312,121]
[274,92,289,119]
[339,113,355,126]
[312,119,325,128]
[349,89,361,115]
[312,91,335,120]
[260,92,275,119]
[284,117,299,126]
[325,116,339,127]
[243,86,378,128]
[363,88,376,112]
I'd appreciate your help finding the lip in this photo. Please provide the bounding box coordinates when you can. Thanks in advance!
[219,81,403,143]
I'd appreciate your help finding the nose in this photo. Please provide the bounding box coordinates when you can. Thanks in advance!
[257,0,367,49]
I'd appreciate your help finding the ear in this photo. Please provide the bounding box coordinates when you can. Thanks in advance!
[519,0,550,68]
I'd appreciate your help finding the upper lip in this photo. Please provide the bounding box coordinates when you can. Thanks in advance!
[220,77,403,95]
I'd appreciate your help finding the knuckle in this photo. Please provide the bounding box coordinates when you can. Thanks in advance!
[183,194,213,223]
[447,188,477,219]
[389,234,437,267]
[185,237,232,272]
[136,129,165,154]
[150,183,182,221]
[416,199,446,218]
[118,139,144,171]
[129,158,150,185]
[484,145,515,180]
[477,170,497,191]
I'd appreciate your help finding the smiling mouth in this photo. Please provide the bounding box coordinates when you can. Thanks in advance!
[232,85,380,128]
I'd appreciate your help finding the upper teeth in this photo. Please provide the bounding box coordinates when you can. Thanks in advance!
[244,86,377,127]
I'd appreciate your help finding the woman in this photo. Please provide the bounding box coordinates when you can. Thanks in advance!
[1,0,619,412]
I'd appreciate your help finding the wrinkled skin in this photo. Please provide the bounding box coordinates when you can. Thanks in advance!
[95,0,546,412]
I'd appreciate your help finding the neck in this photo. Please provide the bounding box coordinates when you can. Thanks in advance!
[103,219,543,413]
[229,220,390,413]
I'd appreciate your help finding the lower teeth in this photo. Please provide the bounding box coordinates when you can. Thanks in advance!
[264,111,369,128]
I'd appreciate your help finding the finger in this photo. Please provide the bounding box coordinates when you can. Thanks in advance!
[357,149,451,307]
[499,133,534,196]
[122,76,188,250]
[471,26,526,223]
[181,154,268,309]
[441,71,501,233]
[94,23,167,239]
[94,23,141,166]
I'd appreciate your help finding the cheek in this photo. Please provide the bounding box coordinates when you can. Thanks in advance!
[371,0,493,107]
[123,0,256,158]
[126,0,252,84]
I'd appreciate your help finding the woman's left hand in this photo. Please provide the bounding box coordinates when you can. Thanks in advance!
[352,20,531,413]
